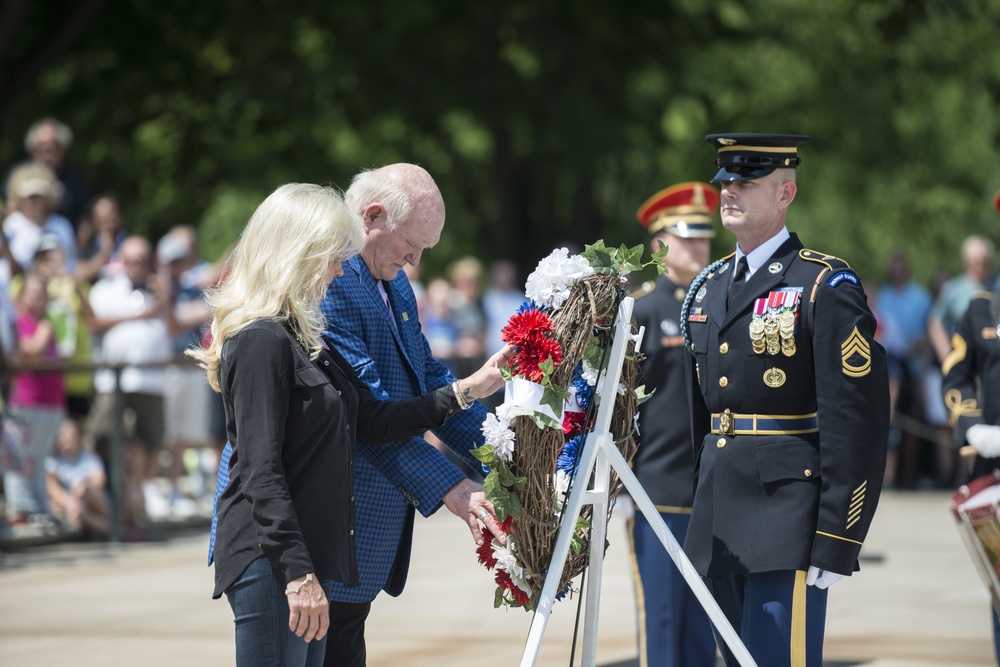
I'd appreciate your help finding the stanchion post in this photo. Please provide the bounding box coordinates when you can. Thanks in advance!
[109,365,124,544]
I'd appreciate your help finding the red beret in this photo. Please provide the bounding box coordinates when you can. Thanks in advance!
[636,182,719,238]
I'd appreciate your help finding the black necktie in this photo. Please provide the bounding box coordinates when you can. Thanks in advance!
[728,256,749,308]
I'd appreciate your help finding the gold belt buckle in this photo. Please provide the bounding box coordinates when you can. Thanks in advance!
[719,408,735,437]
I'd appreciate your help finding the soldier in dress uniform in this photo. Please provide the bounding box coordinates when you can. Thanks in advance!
[629,181,719,667]
[682,133,890,667]
[941,190,1000,665]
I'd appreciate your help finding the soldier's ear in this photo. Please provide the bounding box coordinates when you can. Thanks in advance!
[777,181,797,210]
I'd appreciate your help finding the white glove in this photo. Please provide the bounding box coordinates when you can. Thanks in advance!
[612,494,635,521]
[806,566,846,589]
[966,424,1000,458]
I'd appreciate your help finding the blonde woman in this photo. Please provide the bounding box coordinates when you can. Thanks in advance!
[188,183,509,667]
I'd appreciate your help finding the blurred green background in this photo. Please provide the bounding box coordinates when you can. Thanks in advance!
[2,0,999,284]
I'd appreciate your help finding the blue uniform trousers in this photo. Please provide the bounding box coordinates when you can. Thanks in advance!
[709,569,828,667]
[629,511,716,667]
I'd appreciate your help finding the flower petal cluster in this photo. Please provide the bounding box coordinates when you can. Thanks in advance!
[482,412,516,461]
[524,248,594,309]
[514,337,562,382]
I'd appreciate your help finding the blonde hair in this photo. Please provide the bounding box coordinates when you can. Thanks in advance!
[187,183,364,392]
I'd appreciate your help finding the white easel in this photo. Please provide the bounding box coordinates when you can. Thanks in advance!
[519,296,757,667]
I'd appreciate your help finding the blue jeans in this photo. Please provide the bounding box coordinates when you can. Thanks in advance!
[225,557,332,667]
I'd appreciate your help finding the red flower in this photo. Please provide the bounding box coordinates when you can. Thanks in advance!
[514,338,563,382]
[500,515,515,534]
[495,570,532,607]
[501,308,553,347]
[476,539,498,570]
[562,410,587,437]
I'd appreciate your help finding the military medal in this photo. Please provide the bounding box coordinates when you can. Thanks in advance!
[749,300,768,354]
[752,289,802,356]
[763,367,787,388]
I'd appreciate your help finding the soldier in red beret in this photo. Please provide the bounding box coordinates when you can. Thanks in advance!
[628,182,719,667]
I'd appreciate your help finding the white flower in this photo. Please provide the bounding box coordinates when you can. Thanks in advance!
[580,359,599,387]
[494,537,532,595]
[524,248,595,309]
[482,412,516,461]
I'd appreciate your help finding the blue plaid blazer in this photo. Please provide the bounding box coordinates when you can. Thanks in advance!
[209,255,487,603]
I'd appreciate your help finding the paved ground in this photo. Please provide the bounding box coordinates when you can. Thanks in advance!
[0,489,995,666]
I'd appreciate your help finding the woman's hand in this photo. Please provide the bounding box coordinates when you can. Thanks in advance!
[285,573,329,642]
[457,344,515,400]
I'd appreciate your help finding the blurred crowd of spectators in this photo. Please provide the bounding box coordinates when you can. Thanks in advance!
[0,117,225,541]
[870,235,1000,490]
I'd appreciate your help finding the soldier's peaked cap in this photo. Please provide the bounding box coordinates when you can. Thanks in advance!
[636,182,718,238]
[705,133,812,183]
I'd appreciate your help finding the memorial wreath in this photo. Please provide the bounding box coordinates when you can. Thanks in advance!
[472,241,664,610]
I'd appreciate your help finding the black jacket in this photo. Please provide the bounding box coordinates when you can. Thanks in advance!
[212,318,460,598]
[683,234,889,577]
[632,274,700,510]
[941,291,1000,480]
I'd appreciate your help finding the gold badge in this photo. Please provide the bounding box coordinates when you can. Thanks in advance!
[763,367,787,388]
[841,327,872,377]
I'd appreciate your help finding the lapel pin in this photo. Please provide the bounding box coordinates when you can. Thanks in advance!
[768,262,783,274]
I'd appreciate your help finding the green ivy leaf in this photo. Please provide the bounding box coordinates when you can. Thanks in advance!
[617,242,646,272]
[527,411,561,431]
[635,384,655,405]
[471,443,499,467]
[540,382,571,416]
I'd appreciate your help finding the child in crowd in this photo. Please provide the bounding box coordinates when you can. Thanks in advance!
[45,418,110,537]
[4,272,65,526]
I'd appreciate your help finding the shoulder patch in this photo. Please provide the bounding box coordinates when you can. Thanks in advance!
[630,281,655,299]
[799,249,852,272]
[827,269,860,288]
[971,290,993,301]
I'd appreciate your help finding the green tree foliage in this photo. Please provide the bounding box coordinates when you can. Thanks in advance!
[1,0,998,283]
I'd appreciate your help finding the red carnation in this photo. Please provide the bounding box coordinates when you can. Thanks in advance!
[501,308,553,347]
[500,515,515,534]
[476,539,498,569]
[562,410,587,437]
[514,338,563,382]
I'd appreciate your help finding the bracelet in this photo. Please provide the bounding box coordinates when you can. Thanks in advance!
[452,381,472,410]
[285,573,313,596]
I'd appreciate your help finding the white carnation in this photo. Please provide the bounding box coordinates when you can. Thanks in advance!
[482,412,516,461]
[524,248,594,309]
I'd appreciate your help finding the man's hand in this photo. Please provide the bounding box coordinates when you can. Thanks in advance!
[443,478,506,546]
[806,565,846,589]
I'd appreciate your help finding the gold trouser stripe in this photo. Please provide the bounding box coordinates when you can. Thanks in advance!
[791,570,807,667]
[626,518,649,667]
